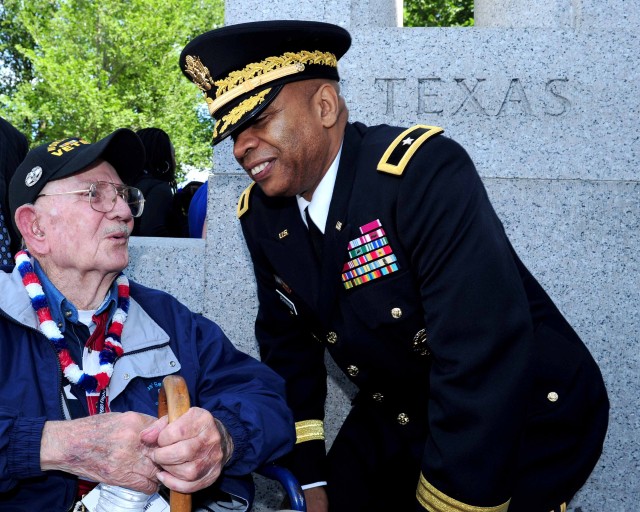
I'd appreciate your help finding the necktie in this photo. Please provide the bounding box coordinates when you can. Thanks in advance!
[0,206,12,266]
[305,207,324,260]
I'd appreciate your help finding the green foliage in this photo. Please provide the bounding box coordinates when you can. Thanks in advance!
[404,0,474,27]
[0,0,223,177]
[0,1,41,95]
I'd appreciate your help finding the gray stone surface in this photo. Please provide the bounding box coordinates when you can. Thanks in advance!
[476,0,640,31]
[486,178,639,511]
[127,237,206,313]
[340,27,639,182]
[125,0,640,509]
[475,0,575,28]
[224,0,402,28]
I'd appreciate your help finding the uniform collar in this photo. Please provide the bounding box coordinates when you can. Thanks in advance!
[296,143,343,234]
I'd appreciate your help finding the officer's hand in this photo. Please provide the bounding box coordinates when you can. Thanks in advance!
[140,407,233,493]
[304,486,329,512]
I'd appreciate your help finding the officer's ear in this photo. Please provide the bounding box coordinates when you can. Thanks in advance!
[316,82,340,129]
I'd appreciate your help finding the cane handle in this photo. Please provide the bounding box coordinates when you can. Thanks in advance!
[158,375,192,512]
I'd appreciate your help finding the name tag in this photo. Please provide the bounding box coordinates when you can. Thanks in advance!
[276,289,298,315]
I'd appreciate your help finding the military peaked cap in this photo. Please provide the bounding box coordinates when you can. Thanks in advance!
[179,20,351,145]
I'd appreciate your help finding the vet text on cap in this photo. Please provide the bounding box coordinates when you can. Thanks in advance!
[8,128,145,231]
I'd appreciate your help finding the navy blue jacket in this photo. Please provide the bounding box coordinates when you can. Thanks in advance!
[239,122,609,510]
[0,265,295,511]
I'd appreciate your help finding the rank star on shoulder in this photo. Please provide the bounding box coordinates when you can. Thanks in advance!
[402,137,414,145]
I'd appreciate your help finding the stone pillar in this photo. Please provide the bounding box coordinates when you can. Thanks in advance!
[224,0,402,27]
[474,0,576,28]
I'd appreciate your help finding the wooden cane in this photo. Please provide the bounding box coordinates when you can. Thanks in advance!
[158,375,192,512]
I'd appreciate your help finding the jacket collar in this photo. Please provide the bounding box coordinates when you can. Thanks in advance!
[0,265,38,329]
[1,265,170,353]
[1,265,177,404]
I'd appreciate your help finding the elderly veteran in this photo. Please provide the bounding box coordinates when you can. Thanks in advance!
[180,20,610,512]
[0,129,294,511]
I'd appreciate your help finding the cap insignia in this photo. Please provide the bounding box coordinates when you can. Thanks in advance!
[184,55,215,93]
[25,166,43,187]
[213,88,271,140]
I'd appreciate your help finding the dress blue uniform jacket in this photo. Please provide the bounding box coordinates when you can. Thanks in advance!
[0,264,295,511]
[239,122,609,511]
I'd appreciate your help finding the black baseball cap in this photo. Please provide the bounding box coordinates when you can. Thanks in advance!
[180,20,351,145]
[9,128,145,231]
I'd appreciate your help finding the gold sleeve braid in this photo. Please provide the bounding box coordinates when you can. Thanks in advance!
[416,473,510,512]
[295,419,325,444]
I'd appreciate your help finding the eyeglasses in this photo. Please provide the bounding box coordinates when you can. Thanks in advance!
[36,181,145,218]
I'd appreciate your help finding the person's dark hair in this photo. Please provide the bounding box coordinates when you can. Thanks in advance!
[135,127,175,182]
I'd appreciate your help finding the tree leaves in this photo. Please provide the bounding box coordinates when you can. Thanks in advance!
[0,0,222,177]
[404,0,474,27]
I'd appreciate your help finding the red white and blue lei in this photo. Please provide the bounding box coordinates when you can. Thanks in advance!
[15,250,129,393]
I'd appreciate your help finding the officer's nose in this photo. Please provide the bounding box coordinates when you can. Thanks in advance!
[233,127,258,162]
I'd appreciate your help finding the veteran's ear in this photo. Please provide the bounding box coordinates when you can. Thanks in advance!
[15,205,47,252]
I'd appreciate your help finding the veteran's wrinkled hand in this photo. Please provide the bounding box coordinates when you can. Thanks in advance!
[40,412,160,494]
[140,407,234,494]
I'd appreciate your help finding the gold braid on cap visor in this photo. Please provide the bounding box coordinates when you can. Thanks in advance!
[184,50,339,138]
[213,89,271,138]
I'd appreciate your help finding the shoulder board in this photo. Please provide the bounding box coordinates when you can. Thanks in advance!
[377,125,444,176]
[236,182,256,219]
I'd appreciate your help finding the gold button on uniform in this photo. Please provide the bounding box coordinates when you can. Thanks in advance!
[547,391,559,402]
[347,365,359,377]
[391,307,402,319]
[327,332,338,344]
[372,393,384,402]
[397,413,410,425]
